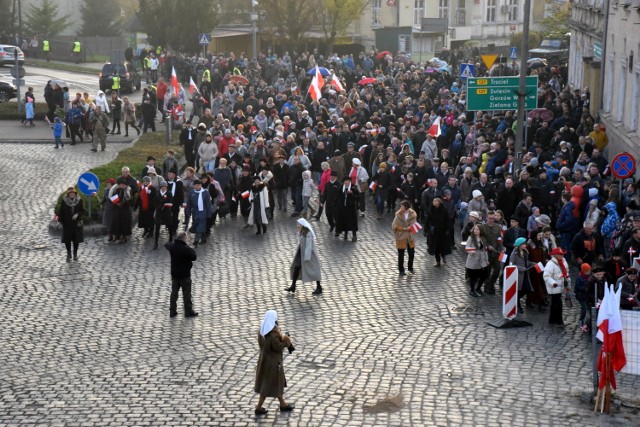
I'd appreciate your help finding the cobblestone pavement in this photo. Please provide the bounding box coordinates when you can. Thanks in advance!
[0,143,638,426]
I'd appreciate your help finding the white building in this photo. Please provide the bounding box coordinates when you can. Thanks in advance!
[599,0,640,160]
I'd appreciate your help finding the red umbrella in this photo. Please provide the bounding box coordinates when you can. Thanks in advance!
[358,77,377,85]
[229,75,249,86]
[376,51,392,60]
[527,108,553,121]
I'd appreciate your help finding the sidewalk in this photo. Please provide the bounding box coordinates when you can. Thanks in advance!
[0,119,136,143]
[25,59,104,74]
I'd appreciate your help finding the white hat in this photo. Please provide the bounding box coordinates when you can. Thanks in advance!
[472,190,483,199]
[352,158,361,166]
[147,167,156,175]
[469,211,480,219]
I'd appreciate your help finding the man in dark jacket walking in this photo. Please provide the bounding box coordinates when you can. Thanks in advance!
[165,231,199,318]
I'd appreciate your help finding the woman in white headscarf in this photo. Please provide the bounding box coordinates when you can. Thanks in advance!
[94,90,110,114]
[254,310,294,416]
[285,218,322,295]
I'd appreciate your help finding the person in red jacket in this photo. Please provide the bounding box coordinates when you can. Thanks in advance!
[218,129,235,159]
[156,78,168,122]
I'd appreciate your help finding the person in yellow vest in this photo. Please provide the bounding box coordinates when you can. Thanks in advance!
[589,124,609,152]
[112,73,121,94]
[233,66,241,76]
[42,38,50,62]
[72,39,81,64]
[156,46,162,55]
[202,68,210,83]
[143,55,151,83]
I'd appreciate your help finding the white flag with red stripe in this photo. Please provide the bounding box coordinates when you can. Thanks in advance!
[499,252,508,263]
[369,181,377,191]
[241,190,250,199]
[308,65,325,101]
[533,262,544,273]
[330,73,344,92]
[170,66,180,95]
[189,76,198,94]
[410,222,423,234]
[428,116,441,137]
[110,194,120,203]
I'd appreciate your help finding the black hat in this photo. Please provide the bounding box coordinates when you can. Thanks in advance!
[116,177,126,185]
[186,120,192,124]
[147,155,155,161]
[591,265,605,273]
[334,149,341,155]
[330,170,338,176]
[242,164,251,171]
[626,267,638,275]
[167,168,177,175]
[193,179,201,185]
[510,215,519,222]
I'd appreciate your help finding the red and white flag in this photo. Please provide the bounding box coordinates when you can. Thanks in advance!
[369,181,377,191]
[533,262,544,273]
[628,247,636,256]
[170,66,180,95]
[189,76,198,94]
[409,223,423,234]
[499,252,508,263]
[428,116,441,138]
[241,190,250,199]
[596,284,627,391]
[465,246,477,253]
[110,194,120,203]
[308,65,325,101]
[330,74,344,92]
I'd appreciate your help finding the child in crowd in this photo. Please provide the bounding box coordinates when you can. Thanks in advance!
[574,263,591,332]
[24,96,35,126]
[301,170,317,218]
[51,117,66,149]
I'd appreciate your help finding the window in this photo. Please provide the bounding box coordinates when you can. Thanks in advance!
[508,0,518,21]
[456,0,466,25]
[414,0,425,27]
[439,0,449,19]
[399,34,412,53]
[373,0,382,25]
[486,0,496,22]
[617,63,626,122]
[630,71,639,131]
[605,56,614,113]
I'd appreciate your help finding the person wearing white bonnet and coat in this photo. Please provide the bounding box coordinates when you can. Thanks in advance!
[94,90,110,125]
[285,218,322,295]
[467,189,488,223]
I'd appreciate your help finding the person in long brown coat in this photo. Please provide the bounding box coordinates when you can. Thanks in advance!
[392,200,417,275]
[254,310,294,415]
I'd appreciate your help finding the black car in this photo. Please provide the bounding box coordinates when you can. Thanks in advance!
[99,61,141,93]
[0,80,17,102]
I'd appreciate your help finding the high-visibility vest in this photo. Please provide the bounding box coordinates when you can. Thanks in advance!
[233,67,241,76]
[202,69,210,82]
[73,41,81,53]
[144,57,151,68]
[156,46,162,55]
[42,40,50,52]
[112,76,121,90]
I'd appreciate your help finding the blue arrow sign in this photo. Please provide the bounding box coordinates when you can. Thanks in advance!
[77,172,100,196]
[459,63,475,80]
[199,33,211,46]
[510,47,518,60]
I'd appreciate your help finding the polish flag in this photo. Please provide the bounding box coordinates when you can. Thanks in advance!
[533,262,544,273]
[241,190,250,199]
[391,165,396,173]
[189,76,199,94]
[170,66,180,95]
[465,246,477,253]
[163,202,173,208]
[330,74,344,92]
[308,66,325,101]
[369,181,377,191]
[596,284,627,391]
[410,223,423,234]
[110,194,120,203]
[428,116,441,138]
[499,252,508,263]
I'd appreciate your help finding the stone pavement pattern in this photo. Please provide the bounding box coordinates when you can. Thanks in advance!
[0,143,638,426]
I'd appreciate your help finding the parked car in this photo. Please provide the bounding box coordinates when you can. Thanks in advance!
[99,61,141,93]
[0,45,25,67]
[529,38,570,66]
[0,80,18,102]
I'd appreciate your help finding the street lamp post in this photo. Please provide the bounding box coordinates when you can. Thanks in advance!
[251,1,259,60]
[514,0,531,175]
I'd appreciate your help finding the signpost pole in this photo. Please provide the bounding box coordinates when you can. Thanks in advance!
[88,198,92,219]
[514,0,531,177]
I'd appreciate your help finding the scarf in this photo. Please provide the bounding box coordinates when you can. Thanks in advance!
[168,180,177,196]
[343,183,351,205]
[350,166,358,185]
[260,310,278,337]
[557,257,568,278]
[196,189,204,211]
[141,185,150,210]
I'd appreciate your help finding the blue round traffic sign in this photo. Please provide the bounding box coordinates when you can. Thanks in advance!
[77,172,100,196]
[611,152,636,180]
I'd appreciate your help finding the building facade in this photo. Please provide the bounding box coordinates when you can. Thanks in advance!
[599,0,640,160]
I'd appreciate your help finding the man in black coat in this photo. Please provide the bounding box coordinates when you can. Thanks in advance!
[495,178,519,221]
[166,169,184,238]
[179,120,197,168]
[323,170,342,232]
[165,231,198,318]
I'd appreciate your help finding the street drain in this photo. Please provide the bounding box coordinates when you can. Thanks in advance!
[448,305,484,315]
[363,393,404,414]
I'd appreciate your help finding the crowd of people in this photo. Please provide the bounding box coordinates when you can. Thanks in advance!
[56,46,640,329]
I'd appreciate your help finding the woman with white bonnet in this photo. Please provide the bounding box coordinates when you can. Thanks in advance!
[254,310,294,415]
[285,218,322,295]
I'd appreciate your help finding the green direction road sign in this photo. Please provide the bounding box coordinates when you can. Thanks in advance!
[594,41,602,60]
[466,76,538,111]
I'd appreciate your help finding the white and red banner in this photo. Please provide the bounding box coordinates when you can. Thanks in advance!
[170,66,180,95]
